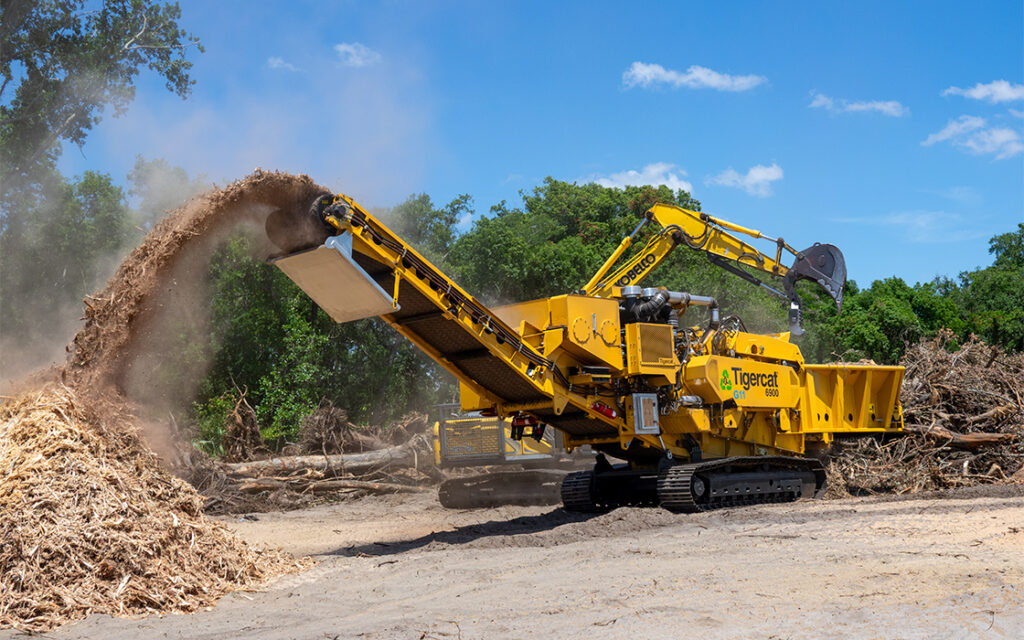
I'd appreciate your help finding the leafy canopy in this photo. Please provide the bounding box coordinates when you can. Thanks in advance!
[1,0,202,186]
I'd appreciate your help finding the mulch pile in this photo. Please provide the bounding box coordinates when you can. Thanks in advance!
[1,172,327,631]
[827,331,1024,496]
[0,389,308,632]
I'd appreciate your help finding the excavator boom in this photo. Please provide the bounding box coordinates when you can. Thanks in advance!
[583,204,847,334]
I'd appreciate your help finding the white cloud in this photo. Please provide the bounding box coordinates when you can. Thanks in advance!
[808,91,908,117]
[335,42,381,67]
[961,127,1024,159]
[267,57,300,72]
[1010,109,1024,119]
[943,80,1024,103]
[834,211,986,244]
[622,62,766,92]
[592,162,694,193]
[809,93,835,110]
[706,163,783,197]
[927,186,981,206]
[921,115,986,145]
[922,115,1023,159]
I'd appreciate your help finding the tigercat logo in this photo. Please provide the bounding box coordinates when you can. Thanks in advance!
[615,253,657,286]
[719,370,732,391]
[731,367,779,391]
[722,367,781,400]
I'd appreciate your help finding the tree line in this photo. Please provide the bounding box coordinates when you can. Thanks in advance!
[188,181,1023,449]
[2,1,1019,452]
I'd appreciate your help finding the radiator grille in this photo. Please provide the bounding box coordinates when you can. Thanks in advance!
[638,323,674,364]
[439,417,502,464]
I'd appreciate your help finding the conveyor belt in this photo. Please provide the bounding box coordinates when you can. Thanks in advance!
[351,251,615,437]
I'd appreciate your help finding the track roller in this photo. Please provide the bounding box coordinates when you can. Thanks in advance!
[657,456,826,513]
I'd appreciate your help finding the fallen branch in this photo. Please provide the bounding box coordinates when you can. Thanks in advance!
[304,479,429,494]
[221,435,430,478]
[907,423,1016,450]
[236,478,287,493]
[234,477,427,495]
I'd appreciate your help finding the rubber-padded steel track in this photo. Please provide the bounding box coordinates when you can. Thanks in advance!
[439,470,566,509]
[657,456,826,513]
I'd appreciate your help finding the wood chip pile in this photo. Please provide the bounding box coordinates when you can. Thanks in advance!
[0,389,307,632]
[828,331,1024,496]
[1,173,326,632]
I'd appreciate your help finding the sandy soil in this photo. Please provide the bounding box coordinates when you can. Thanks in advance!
[6,486,1023,640]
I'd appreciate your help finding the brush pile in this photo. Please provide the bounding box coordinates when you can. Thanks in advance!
[214,408,438,509]
[222,390,267,463]
[828,331,1024,496]
[0,389,307,632]
[299,401,390,455]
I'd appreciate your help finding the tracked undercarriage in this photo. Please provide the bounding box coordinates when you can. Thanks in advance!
[561,455,825,513]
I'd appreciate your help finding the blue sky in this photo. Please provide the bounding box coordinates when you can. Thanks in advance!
[58,1,1023,286]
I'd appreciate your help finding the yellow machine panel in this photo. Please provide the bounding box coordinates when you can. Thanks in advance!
[799,364,904,433]
[624,323,678,384]
[270,234,395,323]
[685,355,800,409]
[495,295,624,371]
[433,408,562,467]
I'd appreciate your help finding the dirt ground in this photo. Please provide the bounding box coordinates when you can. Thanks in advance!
[5,486,1023,640]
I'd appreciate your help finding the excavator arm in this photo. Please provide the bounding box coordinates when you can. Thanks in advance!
[582,203,847,335]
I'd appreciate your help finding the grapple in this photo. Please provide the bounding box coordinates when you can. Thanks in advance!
[782,243,847,336]
[784,243,847,312]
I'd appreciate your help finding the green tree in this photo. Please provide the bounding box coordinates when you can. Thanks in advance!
[988,223,1024,270]
[384,193,472,266]
[0,170,128,348]
[957,224,1024,351]
[1,0,202,192]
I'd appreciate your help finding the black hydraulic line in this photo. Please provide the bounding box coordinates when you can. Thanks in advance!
[707,254,787,300]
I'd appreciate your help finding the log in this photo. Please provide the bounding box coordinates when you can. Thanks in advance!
[236,478,287,493]
[221,435,430,478]
[304,479,429,494]
[233,477,427,495]
[907,423,1016,450]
